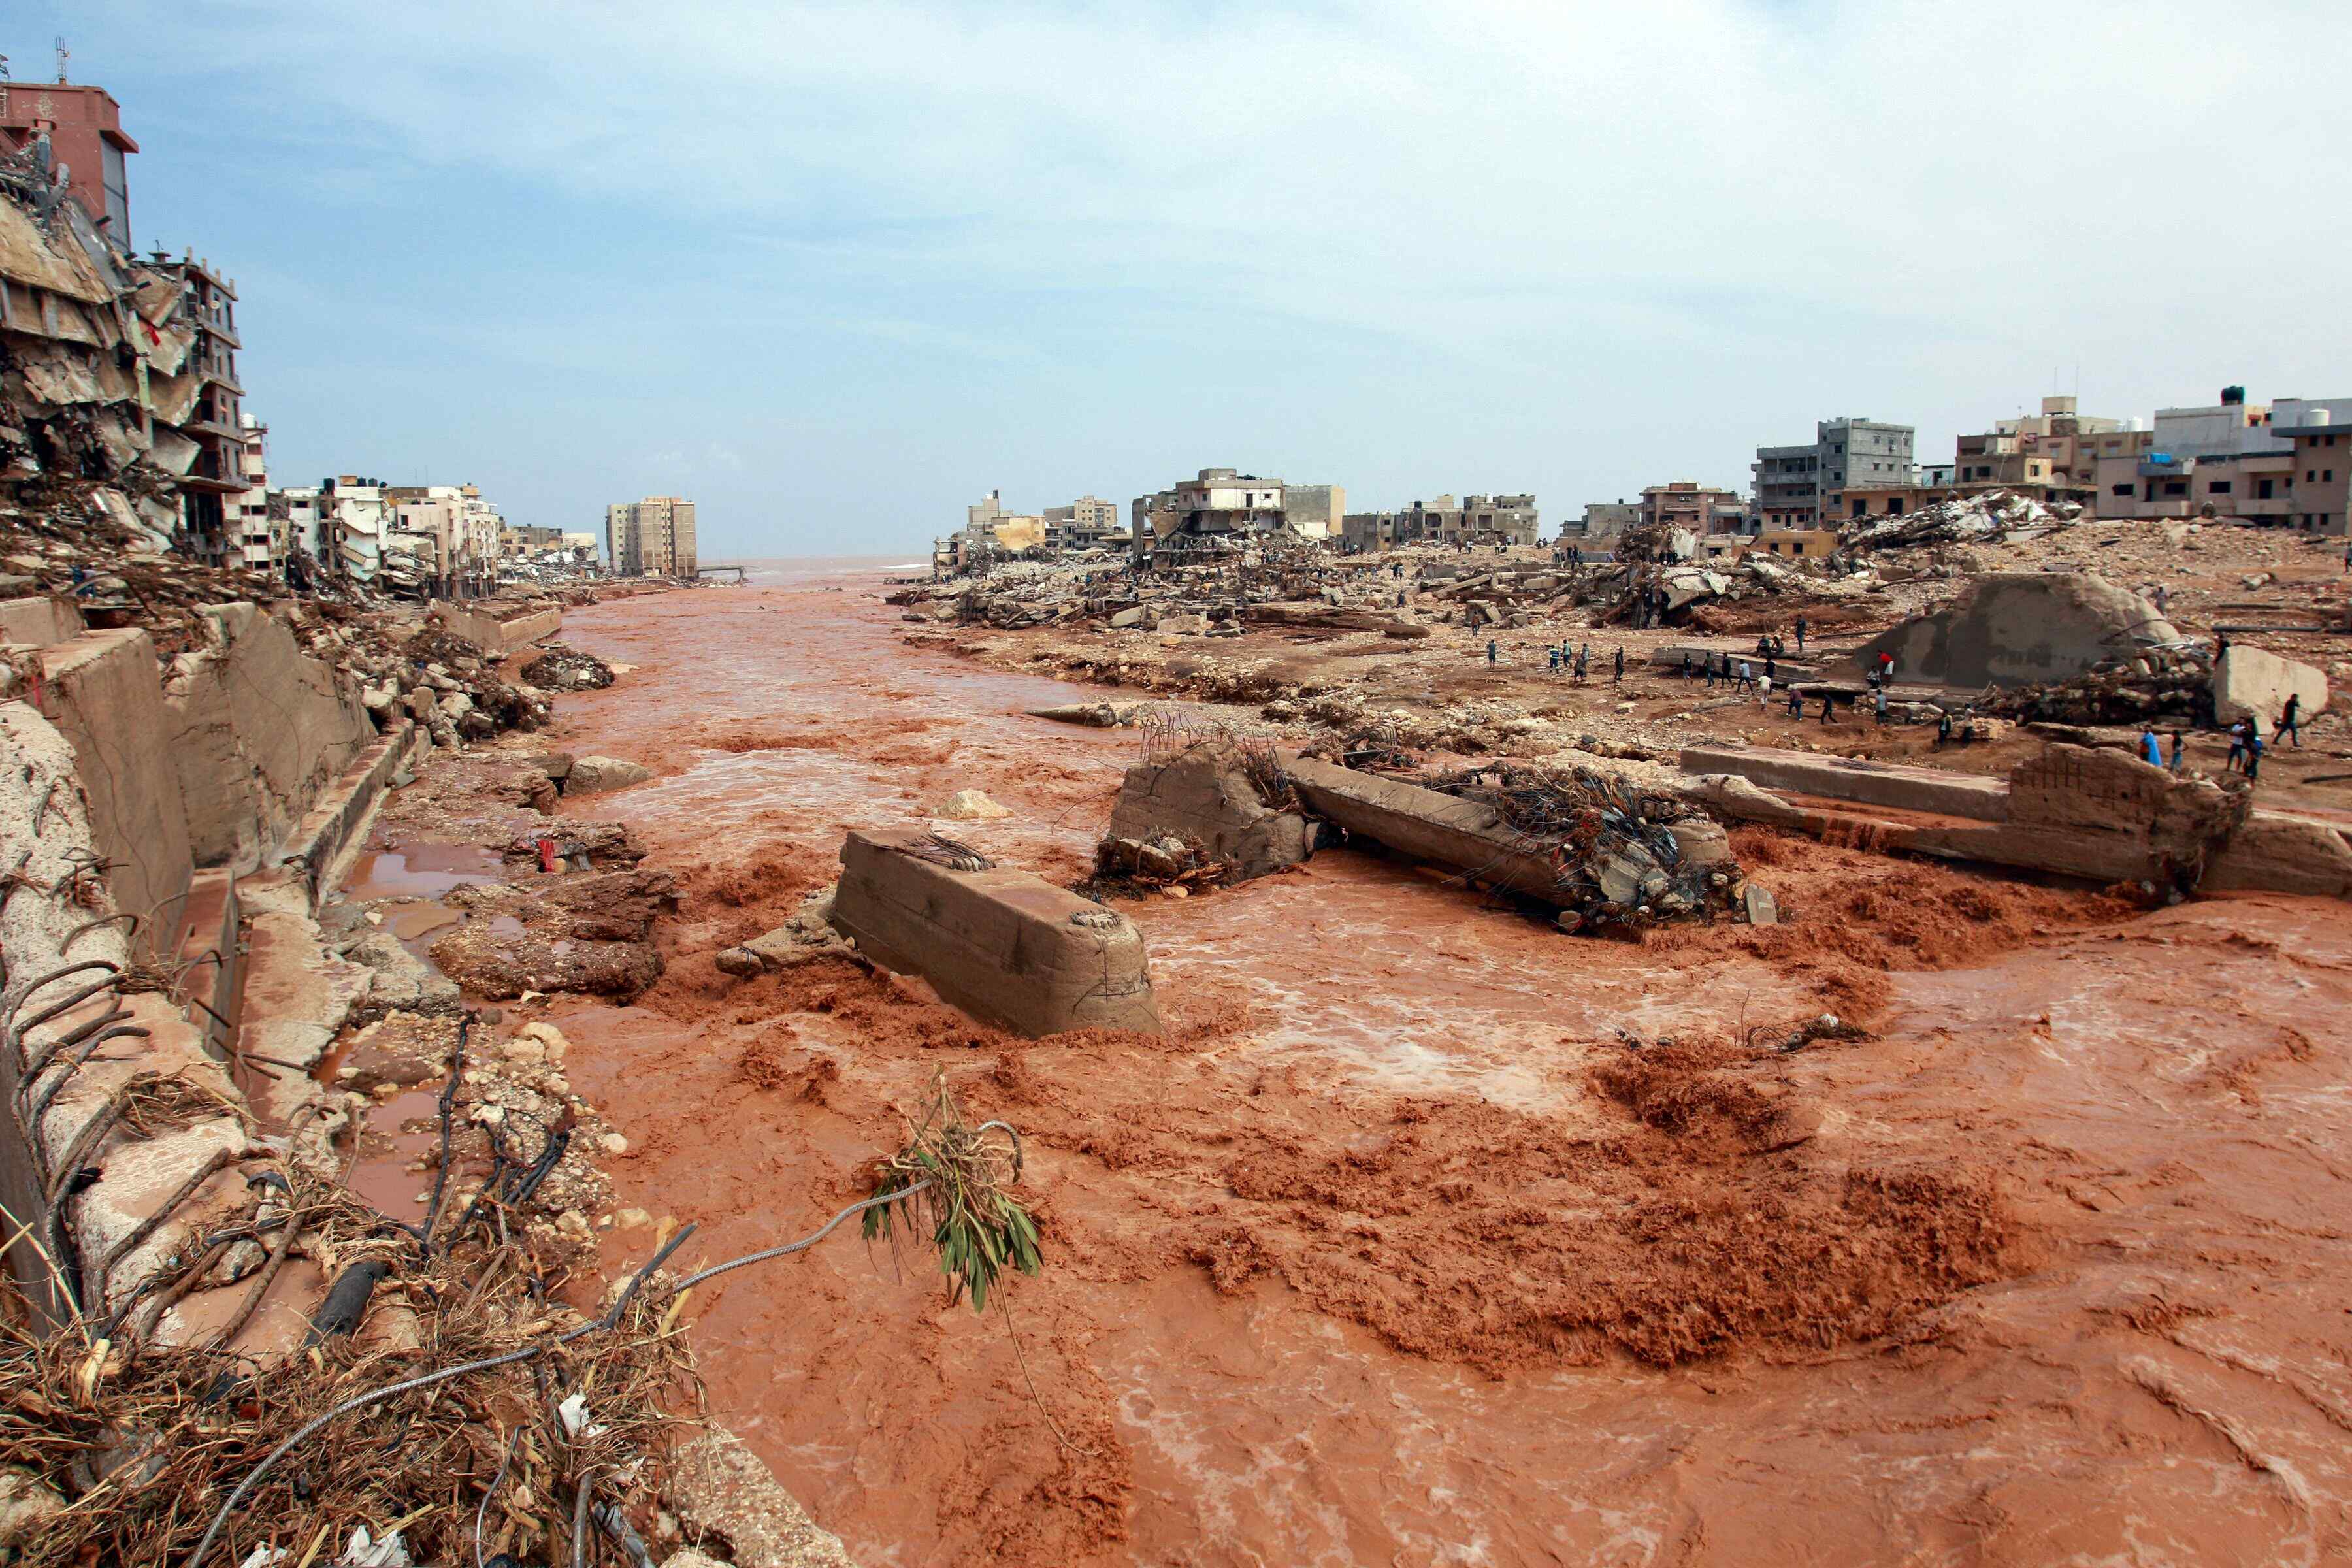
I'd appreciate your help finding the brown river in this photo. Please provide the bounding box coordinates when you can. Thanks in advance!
[406,563,2352,1566]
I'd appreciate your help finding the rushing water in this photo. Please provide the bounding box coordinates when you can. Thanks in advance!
[470,563,2352,1567]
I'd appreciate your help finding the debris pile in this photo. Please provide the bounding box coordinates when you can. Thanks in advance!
[1423,762,1751,930]
[1840,489,2079,551]
[519,641,617,692]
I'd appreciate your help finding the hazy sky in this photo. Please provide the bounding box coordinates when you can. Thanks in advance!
[20,3,2351,557]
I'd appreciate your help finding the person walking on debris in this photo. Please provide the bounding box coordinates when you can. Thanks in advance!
[1876,649,1896,685]
[1486,638,1498,666]
[2246,726,2266,782]
[2170,728,2187,772]
[1788,684,1805,717]
[1874,686,1889,725]
[1548,645,1561,674]
[2226,718,2249,772]
[1680,651,1694,681]
[1936,711,1954,745]
[1704,654,1717,689]
[1821,693,1836,724]
[1763,649,1776,685]
[2139,727,2163,767]
[1757,669,1772,708]
[1734,659,1755,695]
[2279,692,2302,747]
[1575,645,1590,683]
[1612,646,1625,683]
[1794,615,1808,652]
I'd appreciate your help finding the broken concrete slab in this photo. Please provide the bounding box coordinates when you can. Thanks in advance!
[1285,758,1564,903]
[1028,702,1133,727]
[433,598,561,655]
[1104,742,1312,883]
[0,595,81,647]
[1743,883,1780,925]
[716,887,858,976]
[1679,745,2008,822]
[2212,645,2329,728]
[1852,574,2177,689]
[830,829,1162,1036]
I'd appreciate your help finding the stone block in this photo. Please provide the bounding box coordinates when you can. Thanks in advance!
[1285,758,1563,903]
[2212,645,2328,728]
[830,829,1162,1036]
[1105,743,1312,881]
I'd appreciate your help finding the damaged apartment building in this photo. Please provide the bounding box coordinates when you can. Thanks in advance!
[1131,468,1346,566]
[0,78,261,559]
[1341,491,1538,551]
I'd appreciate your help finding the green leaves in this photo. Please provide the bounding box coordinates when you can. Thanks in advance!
[863,1073,1042,1315]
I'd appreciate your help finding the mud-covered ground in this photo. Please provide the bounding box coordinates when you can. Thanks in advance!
[386,563,2352,1566]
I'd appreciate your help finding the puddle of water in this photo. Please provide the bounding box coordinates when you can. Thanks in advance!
[342,1089,444,1219]
[387,902,462,940]
[343,843,506,901]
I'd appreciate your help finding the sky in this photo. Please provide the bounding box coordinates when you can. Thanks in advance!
[15,1,2352,558]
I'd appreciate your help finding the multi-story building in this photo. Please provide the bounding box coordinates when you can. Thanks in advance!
[1041,495,1124,552]
[1756,418,1915,530]
[1573,501,1640,542]
[606,495,698,576]
[388,483,504,596]
[2090,389,2295,525]
[2272,399,2352,536]
[0,78,137,244]
[1132,468,1288,564]
[1637,482,1745,538]
[150,253,246,562]
[231,414,278,572]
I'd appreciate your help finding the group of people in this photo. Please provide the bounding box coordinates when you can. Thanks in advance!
[2132,692,2300,783]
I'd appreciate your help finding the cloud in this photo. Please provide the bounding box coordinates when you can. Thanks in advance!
[37,0,2352,548]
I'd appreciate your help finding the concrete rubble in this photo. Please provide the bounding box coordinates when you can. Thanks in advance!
[1096,738,1314,890]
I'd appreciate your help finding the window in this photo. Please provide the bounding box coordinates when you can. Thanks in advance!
[2112,483,2133,497]
[2258,479,2274,500]
[2163,481,2187,497]
[2208,480,2232,495]
[2327,471,2336,483]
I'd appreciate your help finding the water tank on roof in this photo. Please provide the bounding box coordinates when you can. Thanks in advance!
[2302,408,2333,428]
[2221,385,2246,406]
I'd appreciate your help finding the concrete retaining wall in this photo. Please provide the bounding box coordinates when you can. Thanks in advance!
[0,595,82,647]
[37,628,193,952]
[166,603,378,868]
[831,829,1163,1036]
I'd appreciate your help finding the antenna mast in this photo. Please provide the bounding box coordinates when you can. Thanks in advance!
[54,37,69,84]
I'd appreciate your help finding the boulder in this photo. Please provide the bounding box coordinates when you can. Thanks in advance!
[566,755,653,793]
[1156,613,1211,636]
[935,789,1012,821]
[1851,574,2175,689]
[1108,606,1149,630]
[2212,645,2328,727]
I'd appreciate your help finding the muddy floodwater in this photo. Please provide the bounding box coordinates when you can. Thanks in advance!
[515,561,2352,1566]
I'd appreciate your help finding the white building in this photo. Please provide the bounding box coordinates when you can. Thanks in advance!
[231,414,278,571]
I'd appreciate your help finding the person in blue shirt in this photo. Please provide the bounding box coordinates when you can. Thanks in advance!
[1486,639,1497,665]
[2139,728,2162,766]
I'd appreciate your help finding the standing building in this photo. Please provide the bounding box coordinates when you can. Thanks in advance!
[2089,388,2295,524]
[1756,417,1915,530]
[1041,495,1123,552]
[606,496,698,576]
[0,77,137,244]
[1131,468,1288,565]
[1572,501,1639,542]
[1281,484,1346,542]
[231,414,276,571]
[2272,399,2352,536]
[1637,482,1746,538]
[152,254,246,562]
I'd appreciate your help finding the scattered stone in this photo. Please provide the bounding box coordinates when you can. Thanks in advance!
[934,789,1012,820]
[1743,883,1780,926]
